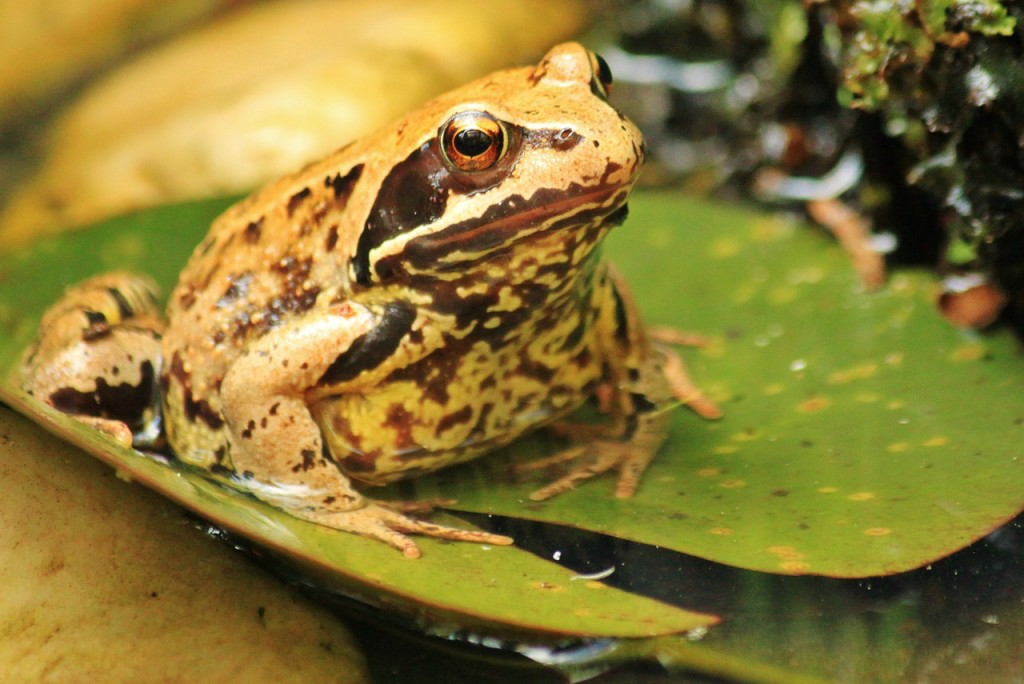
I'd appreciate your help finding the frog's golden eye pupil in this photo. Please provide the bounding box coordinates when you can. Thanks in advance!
[441,112,506,172]
[454,128,493,158]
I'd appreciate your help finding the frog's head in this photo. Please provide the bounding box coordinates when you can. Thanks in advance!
[352,42,645,288]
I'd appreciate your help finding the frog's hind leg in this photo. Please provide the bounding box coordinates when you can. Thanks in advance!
[19,272,165,448]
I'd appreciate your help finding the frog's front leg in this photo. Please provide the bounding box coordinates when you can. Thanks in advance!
[219,302,511,558]
[19,272,164,448]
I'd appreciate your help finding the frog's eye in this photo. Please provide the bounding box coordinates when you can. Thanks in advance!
[440,112,507,172]
[589,52,613,98]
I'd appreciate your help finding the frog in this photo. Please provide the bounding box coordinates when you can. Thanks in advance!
[19,42,720,558]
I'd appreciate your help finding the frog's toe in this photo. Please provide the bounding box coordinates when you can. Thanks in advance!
[383,510,514,549]
[526,440,655,501]
[374,497,458,516]
[73,415,135,449]
[314,503,512,558]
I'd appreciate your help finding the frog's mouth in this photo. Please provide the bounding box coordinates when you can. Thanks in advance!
[398,180,631,272]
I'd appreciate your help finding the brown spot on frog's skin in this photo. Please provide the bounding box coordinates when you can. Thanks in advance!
[227,258,322,341]
[325,163,363,202]
[244,218,263,244]
[169,352,224,430]
[436,405,473,434]
[384,350,462,405]
[384,404,414,446]
[337,448,378,476]
[186,394,225,430]
[217,272,253,309]
[325,225,339,252]
[287,187,312,216]
[291,449,317,473]
[49,360,158,431]
[177,288,197,311]
[515,357,556,384]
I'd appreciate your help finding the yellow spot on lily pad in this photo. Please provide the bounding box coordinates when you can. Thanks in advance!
[709,237,742,258]
[817,486,838,494]
[762,383,785,396]
[696,467,722,477]
[848,492,876,502]
[768,286,798,305]
[732,281,759,304]
[923,436,948,447]
[709,527,734,536]
[779,561,811,573]
[750,217,792,242]
[884,352,904,366]
[787,266,825,284]
[767,545,806,561]
[887,442,910,453]
[864,528,892,537]
[886,400,905,410]
[714,445,739,455]
[106,233,149,262]
[719,479,747,489]
[700,341,727,359]
[731,429,760,442]
[645,228,672,248]
[828,362,878,384]
[949,344,987,362]
[797,395,832,413]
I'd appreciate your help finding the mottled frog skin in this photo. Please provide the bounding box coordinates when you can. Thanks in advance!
[20,43,718,557]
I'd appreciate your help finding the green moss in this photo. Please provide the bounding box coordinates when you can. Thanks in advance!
[838,1,1015,110]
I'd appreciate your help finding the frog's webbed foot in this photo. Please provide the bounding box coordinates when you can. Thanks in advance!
[525,409,672,501]
[292,501,513,559]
